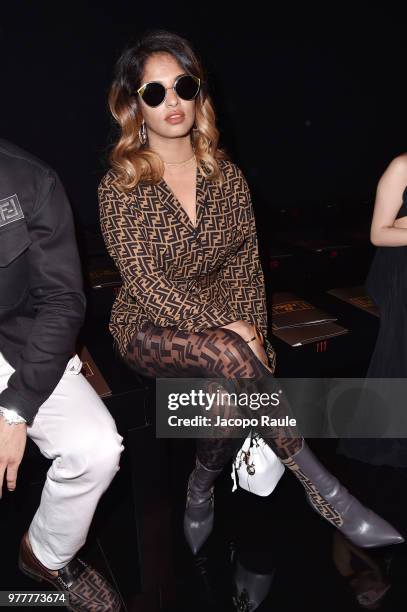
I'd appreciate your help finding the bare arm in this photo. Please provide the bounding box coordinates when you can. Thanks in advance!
[370,154,407,246]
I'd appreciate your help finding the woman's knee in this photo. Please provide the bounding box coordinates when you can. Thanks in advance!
[204,327,259,374]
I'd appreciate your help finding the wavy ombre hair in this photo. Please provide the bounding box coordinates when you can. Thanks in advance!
[108,30,227,191]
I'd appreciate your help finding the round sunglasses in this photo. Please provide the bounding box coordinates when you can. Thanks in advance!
[135,74,201,108]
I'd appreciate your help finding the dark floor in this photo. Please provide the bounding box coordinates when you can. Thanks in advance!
[2,291,407,611]
[4,437,406,612]
[165,438,407,612]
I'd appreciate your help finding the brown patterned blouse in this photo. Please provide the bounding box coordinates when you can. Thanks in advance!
[98,159,276,370]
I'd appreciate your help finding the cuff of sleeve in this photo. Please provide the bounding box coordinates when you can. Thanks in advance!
[0,407,27,424]
[173,304,238,332]
[197,307,239,330]
[0,388,37,426]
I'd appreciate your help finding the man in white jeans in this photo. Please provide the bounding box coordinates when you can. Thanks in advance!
[0,139,123,611]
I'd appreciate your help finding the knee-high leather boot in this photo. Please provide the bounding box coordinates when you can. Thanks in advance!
[282,442,404,548]
[233,560,275,611]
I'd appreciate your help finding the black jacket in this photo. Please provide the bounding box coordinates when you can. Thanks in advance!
[0,140,86,425]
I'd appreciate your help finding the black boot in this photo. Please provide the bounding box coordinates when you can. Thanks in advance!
[184,457,223,555]
[283,442,404,548]
[233,560,274,611]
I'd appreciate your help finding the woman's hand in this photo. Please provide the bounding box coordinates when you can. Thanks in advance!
[220,320,272,372]
[220,319,255,342]
[247,328,273,372]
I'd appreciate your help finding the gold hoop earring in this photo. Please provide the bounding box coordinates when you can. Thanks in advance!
[138,119,147,145]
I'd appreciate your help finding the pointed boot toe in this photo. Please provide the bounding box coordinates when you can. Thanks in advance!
[183,458,222,555]
[184,499,214,555]
[284,443,404,549]
[338,500,404,548]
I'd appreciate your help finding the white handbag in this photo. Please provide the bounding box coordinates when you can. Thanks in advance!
[231,430,285,496]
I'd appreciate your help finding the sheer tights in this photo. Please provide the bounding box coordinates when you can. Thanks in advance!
[123,322,301,470]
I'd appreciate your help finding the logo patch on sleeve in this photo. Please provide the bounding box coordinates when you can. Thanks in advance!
[0,194,24,228]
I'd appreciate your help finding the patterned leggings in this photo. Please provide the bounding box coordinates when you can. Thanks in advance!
[123,322,302,470]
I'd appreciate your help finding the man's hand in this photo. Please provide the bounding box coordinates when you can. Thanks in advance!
[0,416,27,498]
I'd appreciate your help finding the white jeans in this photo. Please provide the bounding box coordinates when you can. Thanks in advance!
[0,351,124,570]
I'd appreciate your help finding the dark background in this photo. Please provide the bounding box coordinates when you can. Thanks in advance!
[2,6,407,609]
[1,1,406,228]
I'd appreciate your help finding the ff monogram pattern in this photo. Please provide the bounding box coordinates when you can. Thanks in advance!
[98,159,276,369]
[282,457,344,527]
[0,194,24,228]
[64,562,122,611]
[124,321,300,467]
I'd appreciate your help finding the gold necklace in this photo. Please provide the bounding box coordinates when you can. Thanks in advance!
[162,153,197,227]
[163,154,196,167]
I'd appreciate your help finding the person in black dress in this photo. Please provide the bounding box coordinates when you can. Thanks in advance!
[337,154,407,607]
